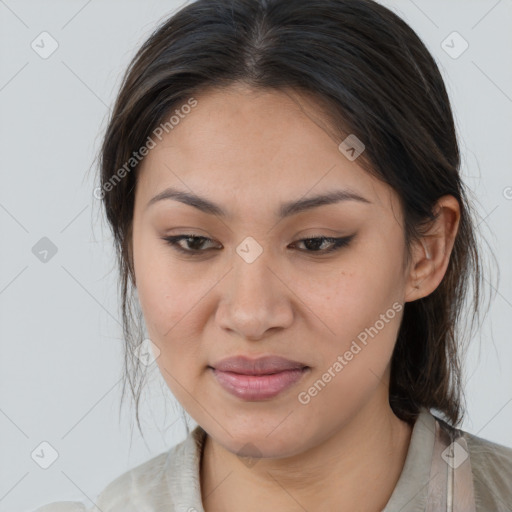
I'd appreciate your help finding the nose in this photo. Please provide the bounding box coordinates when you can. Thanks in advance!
[215,247,294,341]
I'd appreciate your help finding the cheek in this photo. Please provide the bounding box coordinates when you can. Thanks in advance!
[135,257,204,400]
[345,228,406,308]
[301,280,403,422]
[309,236,405,370]
[134,247,171,333]
[132,232,210,387]
[137,272,204,341]
[309,255,404,340]
[133,227,192,327]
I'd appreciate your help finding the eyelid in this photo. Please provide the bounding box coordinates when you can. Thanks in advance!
[161,232,356,257]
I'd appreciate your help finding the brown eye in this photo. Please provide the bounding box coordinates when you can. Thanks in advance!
[162,235,220,255]
[290,234,356,254]
[161,233,356,258]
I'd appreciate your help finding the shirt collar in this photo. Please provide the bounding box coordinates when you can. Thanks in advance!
[382,407,437,511]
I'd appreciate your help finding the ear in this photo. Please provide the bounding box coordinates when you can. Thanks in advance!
[404,195,461,303]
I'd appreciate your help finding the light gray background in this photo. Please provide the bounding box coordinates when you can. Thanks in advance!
[1,0,511,510]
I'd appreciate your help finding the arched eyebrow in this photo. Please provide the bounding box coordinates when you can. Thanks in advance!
[145,186,371,219]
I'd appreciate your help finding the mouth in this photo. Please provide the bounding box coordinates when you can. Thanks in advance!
[208,355,310,400]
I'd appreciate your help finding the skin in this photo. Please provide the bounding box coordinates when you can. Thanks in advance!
[131,83,460,511]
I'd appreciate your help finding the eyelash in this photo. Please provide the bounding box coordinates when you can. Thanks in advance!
[161,233,355,257]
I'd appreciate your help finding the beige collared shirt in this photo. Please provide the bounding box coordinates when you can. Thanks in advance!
[35,407,512,512]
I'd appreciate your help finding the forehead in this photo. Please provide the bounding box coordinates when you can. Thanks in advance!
[135,84,397,216]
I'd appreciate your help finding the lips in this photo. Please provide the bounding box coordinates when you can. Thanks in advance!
[212,355,308,375]
[209,355,310,400]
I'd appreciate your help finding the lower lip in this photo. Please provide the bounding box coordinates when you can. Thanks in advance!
[210,367,309,400]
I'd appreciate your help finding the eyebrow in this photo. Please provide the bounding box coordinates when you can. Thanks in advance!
[145,186,371,219]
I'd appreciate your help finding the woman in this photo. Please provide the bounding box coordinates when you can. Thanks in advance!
[36,0,512,510]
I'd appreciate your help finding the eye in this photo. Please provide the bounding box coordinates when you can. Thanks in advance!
[161,233,356,257]
[162,235,219,255]
[290,234,355,254]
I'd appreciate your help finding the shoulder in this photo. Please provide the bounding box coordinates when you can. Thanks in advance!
[462,429,512,510]
[32,502,88,512]
[34,427,203,512]
[33,452,171,512]
[94,450,171,509]
[94,426,205,511]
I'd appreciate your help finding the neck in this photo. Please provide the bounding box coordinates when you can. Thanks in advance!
[199,398,414,512]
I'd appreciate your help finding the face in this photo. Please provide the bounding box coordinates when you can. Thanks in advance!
[131,84,415,458]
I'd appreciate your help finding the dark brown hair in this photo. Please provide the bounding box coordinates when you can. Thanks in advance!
[96,0,494,435]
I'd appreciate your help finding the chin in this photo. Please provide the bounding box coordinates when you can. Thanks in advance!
[206,420,313,460]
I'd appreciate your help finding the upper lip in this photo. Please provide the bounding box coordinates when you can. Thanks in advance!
[211,355,308,375]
